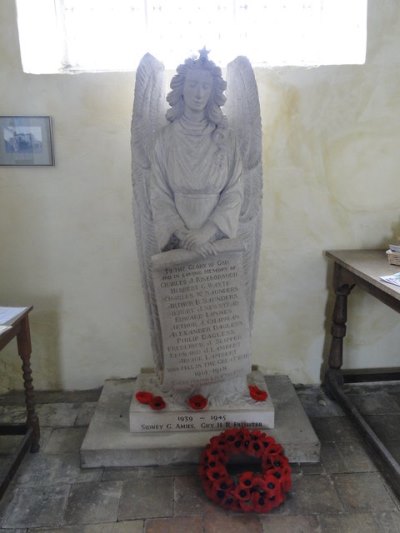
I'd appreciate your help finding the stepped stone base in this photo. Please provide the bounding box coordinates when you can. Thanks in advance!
[80,374,320,468]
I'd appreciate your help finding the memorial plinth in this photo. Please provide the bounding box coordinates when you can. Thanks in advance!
[81,374,320,468]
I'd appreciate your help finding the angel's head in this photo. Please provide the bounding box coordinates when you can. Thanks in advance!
[166,49,227,129]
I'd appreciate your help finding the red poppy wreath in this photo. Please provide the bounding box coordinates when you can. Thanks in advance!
[199,427,291,513]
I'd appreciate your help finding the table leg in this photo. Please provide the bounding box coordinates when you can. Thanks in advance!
[16,315,40,452]
[328,282,354,371]
[324,264,355,393]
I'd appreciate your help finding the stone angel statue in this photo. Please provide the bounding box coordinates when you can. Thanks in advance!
[131,49,263,393]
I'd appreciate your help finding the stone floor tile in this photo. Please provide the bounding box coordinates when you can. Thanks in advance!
[344,383,400,395]
[346,391,400,415]
[296,385,345,417]
[274,474,343,515]
[146,515,203,533]
[319,512,380,532]
[310,416,361,442]
[174,475,209,516]
[36,403,80,427]
[102,467,141,482]
[320,441,347,473]
[333,472,398,512]
[288,463,302,474]
[300,462,324,475]
[0,434,24,454]
[320,440,376,474]
[14,452,102,486]
[374,511,400,532]
[388,389,400,406]
[28,522,144,533]
[37,389,101,405]
[75,402,97,427]
[102,464,197,482]
[118,476,174,520]
[0,428,51,456]
[259,514,321,532]
[0,405,26,424]
[0,484,70,529]
[36,427,53,451]
[203,509,262,533]
[365,414,400,442]
[139,464,198,477]
[340,441,376,473]
[385,440,400,463]
[44,427,87,454]
[0,453,10,473]
[64,481,123,525]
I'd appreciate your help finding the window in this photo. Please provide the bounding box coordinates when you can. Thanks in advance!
[16,0,367,73]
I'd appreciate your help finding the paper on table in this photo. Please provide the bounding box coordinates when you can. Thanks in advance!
[380,272,400,287]
[0,306,28,325]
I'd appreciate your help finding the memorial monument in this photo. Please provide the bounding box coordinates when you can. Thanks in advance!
[130,49,269,430]
[80,50,320,468]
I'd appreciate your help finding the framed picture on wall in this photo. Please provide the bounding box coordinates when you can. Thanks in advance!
[0,116,54,166]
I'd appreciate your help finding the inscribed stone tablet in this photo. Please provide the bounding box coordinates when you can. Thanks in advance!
[152,240,251,389]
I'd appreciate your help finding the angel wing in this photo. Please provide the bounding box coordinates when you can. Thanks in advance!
[225,56,263,330]
[131,53,166,374]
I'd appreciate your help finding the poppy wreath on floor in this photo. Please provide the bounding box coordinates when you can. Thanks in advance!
[199,427,291,513]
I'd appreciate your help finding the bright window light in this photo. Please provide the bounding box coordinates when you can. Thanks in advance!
[16,0,367,73]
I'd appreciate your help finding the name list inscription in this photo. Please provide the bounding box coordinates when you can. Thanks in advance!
[152,250,251,388]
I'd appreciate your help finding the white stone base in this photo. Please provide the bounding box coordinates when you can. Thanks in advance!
[80,374,320,467]
[130,369,274,433]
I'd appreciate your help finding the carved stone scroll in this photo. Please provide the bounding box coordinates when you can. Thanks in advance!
[151,239,251,390]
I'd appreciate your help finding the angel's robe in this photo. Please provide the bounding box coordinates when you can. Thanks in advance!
[150,114,243,251]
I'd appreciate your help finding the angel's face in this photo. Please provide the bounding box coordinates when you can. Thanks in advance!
[183,69,213,115]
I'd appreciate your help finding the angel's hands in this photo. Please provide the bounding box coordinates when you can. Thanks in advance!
[193,242,217,258]
[174,228,189,244]
[181,222,217,250]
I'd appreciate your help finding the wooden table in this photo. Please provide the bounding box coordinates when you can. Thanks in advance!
[0,306,40,498]
[324,250,400,497]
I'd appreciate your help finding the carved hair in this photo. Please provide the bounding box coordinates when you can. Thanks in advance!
[166,51,228,144]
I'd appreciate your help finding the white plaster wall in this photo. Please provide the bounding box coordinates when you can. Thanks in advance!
[1,0,400,391]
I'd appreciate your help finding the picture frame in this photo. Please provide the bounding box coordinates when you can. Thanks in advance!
[0,116,54,166]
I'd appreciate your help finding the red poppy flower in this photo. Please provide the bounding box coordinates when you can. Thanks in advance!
[135,390,154,404]
[263,473,283,499]
[239,498,255,512]
[238,471,255,490]
[209,436,227,449]
[251,491,272,513]
[260,435,277,450]
[280,470,292,492]
[221,494,236,510]
[263,453,288,471]
[202,452,220,467]
[204,444,226,462]
[149,395,166,410]
[206,464,228,482]
[209,480,234,504]
[249,384,268,401]
[215,478,234,492]
[248,438,264,457]
[232,485,251,502]
[188,394,208,410]
[223,429,238,447]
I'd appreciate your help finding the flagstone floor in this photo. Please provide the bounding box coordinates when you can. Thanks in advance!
[0,383,399,532]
